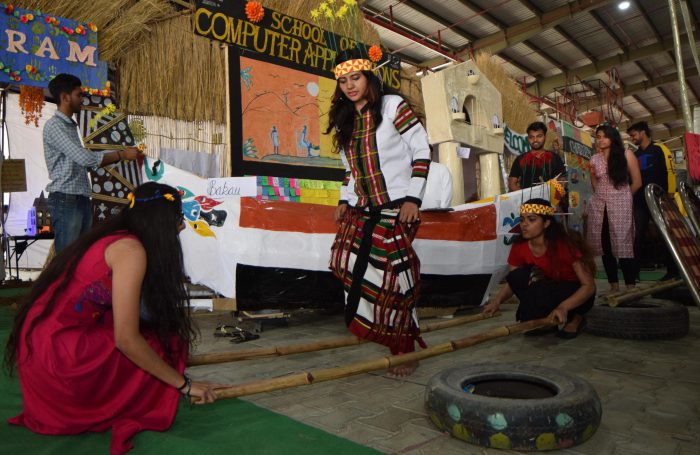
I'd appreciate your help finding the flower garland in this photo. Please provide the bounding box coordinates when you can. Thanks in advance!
[2,4,102,92]
[19,85,45,127]
[3,4,98,36]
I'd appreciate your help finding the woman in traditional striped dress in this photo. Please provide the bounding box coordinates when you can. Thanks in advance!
[327,49,431,377]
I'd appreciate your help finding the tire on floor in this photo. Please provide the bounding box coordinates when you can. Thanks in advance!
[584,300,689,340]
[425,363,602,451]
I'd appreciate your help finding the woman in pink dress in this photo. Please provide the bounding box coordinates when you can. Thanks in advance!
[4,182,221,454]
[586,125,642,293]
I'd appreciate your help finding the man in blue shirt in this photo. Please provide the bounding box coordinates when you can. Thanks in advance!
[627,121,678,281]
[45,74,142,253]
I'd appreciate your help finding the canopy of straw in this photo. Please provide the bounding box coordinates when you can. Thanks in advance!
[12,1,385,123]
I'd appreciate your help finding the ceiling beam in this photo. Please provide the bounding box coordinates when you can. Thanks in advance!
[398,0,476,43]
[419,0,612,68]
[457,0,565,71]
[632,94,654,115]
[636,1,664,43]
[571,67,699,112]
[626,67,698,94]
[619,109,683,130]
[361,5,460,59]
[665,46,700,103]
[588,9,627,49]
[654,125,687,141]
[555,25,596,62]
[528,37,698,96]
[516,0,542,15]
[498,53,539,76]
[656,85,678,110]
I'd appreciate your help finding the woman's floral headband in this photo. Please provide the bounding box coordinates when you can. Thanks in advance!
[127,190,177,209]
[520,203,555,217]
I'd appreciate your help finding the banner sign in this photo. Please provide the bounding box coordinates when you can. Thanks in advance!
[561,120,593,159]
[194,0,401,89]
[0,3,108,90]
[503,124,530,156]
[207,176,257,197]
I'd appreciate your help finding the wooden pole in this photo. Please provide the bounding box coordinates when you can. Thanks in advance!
[606,279,684,307]
[188,312,500,367]
[196,318,554,402]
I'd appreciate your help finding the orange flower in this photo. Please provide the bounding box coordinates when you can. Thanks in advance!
[368,45,383,63]
[245,1,264,23]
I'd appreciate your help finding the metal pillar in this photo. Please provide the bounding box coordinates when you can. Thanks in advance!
[668,0,694,133]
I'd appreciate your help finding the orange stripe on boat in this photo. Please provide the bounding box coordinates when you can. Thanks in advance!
[239,198,496,241]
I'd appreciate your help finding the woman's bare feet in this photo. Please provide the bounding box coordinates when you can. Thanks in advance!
[387,352,419,378]
[387,361,419,378]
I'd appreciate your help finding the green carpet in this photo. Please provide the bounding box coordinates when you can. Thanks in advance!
[0,307,379,454]
[595,270,666,281]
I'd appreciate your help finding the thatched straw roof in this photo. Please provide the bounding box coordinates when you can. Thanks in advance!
[13,0,181,62]
[12,0,384,124]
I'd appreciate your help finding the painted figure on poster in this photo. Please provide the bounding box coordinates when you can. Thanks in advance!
[271,125,279,154]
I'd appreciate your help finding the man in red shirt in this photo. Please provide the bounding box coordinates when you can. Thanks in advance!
[508,122,566,191]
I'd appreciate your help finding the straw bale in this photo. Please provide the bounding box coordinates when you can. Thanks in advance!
[260,0,380,46]
[13,0,179,62]
[13,0,377,123]
[118,14,226,123]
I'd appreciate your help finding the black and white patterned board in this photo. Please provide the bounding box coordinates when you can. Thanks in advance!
[78,95,142,222]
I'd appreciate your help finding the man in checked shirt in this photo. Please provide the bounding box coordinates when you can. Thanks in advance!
[44,74,143,253]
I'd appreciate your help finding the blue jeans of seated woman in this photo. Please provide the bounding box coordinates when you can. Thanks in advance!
[506,265,594,322]
[48,192,92,254]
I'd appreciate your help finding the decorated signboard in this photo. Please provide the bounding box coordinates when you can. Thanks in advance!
[195,0,401,181]
[77,95,143,222]
[0,3,108,91]
[558,120,593,234]
[144,158,549,306]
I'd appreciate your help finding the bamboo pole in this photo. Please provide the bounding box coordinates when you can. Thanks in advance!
[187,312,501,367]
[606,279,684,307]
[195,318,554,402]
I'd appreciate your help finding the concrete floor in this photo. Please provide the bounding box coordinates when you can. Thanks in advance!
[188,281,700,454]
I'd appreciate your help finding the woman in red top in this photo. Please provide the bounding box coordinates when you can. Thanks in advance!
[483,199,596,338]
[4,182,222,454]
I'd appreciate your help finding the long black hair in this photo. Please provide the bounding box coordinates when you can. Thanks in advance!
[325,49,400,152]
[596,125,629,189]
[517,198,596,280]
[5,182,195,373]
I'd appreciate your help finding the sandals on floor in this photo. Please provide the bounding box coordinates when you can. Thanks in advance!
[214,324,260,343]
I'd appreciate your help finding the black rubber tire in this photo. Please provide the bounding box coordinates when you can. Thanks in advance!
[584,300,689,340]
[425,363,602,451]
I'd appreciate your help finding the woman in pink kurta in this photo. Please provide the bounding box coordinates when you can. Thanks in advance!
[586,125,641,292]
[4,183,221,454]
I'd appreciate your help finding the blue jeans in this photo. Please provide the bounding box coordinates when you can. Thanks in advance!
[48,192,93,253]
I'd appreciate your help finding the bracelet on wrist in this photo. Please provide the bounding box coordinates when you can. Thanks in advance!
[177,374,191,393]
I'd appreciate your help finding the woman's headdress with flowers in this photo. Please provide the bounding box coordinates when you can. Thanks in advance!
[309,0,386,79]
